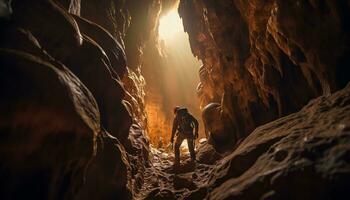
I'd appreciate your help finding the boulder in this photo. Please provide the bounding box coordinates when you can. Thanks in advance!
[202,103,230,145]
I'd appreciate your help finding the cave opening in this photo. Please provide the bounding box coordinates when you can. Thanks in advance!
[143,6,204,150]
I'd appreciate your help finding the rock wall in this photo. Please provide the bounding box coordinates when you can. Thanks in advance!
[79,0,180,139]
[187,83,350,200]
[179,0,350,147]
[0,0,164,199]
[0,41,101,200]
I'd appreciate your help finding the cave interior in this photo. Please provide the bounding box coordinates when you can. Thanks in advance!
[0,0,350,199]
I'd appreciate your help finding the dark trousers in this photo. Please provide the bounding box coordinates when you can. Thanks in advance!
[174,133,195,165]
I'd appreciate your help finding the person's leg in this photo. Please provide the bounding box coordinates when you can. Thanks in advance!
[174,135,184,166]
[187,138,196,161]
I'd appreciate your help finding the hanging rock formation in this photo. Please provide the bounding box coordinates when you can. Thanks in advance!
[179,0,350,147]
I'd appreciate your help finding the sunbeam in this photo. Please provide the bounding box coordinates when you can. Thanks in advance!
[159,10,184,41]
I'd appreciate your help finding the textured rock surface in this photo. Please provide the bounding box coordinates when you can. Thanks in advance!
[12,0,83,61]
[79,0,173,136]
[72,15,127,78]
[1,0,350,200]
[0,41,100,199]
[200,83,350,200]
[0,0,181,199]
[63,29,131,142]
[201,103,230,147]
[0,0,149,199]
[138,83,350,200]
[179,0,350,146]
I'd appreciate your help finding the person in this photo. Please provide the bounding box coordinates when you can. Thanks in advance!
[170,106,199,167]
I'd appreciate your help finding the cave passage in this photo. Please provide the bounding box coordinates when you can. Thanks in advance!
[144,8,204,150]
[2,0,350,199]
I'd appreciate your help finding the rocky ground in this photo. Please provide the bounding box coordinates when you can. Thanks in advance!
[135,141,221,200]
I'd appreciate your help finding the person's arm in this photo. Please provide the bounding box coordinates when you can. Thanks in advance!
[171,116,178,143]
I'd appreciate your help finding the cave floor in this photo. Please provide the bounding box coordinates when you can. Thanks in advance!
[135,146,216,200]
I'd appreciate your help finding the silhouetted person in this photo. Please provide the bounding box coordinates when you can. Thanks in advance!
[171,106,199,167]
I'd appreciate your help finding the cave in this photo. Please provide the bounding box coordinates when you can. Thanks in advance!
[0,0,350,200]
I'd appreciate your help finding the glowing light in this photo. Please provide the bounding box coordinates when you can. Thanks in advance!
[159,10,184,40]
[145,8,204,149]
[180,140,189,150]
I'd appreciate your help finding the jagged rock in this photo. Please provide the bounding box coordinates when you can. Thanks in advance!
[196,142,222,165]
[122,67,147,129]
[145,188,176,200]
[193,84,350,199]
[173,174,197,190]
[179,0,350,147]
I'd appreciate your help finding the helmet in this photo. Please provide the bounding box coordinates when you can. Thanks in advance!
[174,106,188,115]
[174,106,181,114]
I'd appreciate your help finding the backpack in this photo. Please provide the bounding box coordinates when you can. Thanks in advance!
[177,109,194,134]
